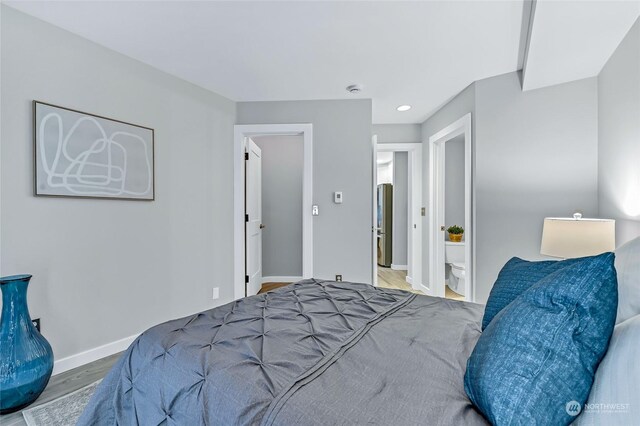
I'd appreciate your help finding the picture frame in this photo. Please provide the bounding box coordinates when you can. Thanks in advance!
[33,101,155,201]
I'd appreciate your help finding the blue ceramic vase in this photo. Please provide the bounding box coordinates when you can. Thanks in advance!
[0,274,53,414]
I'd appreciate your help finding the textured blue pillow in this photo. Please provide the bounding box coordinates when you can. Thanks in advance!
[482,256,584,330]
[465,252,618,426]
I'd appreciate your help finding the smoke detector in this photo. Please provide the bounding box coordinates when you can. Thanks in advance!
[346,84,363,94]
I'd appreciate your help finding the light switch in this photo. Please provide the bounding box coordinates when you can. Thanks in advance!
[334,192,343,204]
[312,205,319,216]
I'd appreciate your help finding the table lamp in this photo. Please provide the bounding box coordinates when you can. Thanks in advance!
[541,213,615,259]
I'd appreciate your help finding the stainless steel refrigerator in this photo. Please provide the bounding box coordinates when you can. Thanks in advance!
[377,183,393,267]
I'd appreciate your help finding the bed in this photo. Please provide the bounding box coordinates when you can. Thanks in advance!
[78,279,488,425]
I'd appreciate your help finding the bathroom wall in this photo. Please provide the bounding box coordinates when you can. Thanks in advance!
[445,135,465,238]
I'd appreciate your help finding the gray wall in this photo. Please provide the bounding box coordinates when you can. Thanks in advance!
[0,7,236,360]
[421,74,599,303]
[473,73,599,302]
[421,83,476,291]
[598,18,640,246]
[392,152,408,266]
[445,135,466,236]
[237,100,373,284]
[251,135,303,277]
[373,124,422,143]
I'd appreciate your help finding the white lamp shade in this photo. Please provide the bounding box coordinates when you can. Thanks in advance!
[541,217,615,258]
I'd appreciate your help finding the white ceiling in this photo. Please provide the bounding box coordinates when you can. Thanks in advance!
[523,0,640,91]
[6,1,524,124]
[6,1,637,123]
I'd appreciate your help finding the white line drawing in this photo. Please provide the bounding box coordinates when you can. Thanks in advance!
[38,112,152,197]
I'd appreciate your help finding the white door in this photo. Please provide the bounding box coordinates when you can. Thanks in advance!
[245,138,263,296]
[372,135,378,285]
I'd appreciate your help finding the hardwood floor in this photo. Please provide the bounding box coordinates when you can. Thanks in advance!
[258,282,292,294]
[376,267,423,294]
[445,285,465,301]
[0,352,121,426]
[376,267,465,301]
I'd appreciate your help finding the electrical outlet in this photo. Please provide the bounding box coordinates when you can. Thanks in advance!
[212,287,220,300]
[335,275,342,282]
[32,318,41,332]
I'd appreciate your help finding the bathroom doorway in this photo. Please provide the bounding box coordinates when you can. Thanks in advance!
[443,135,465,301]
[428,113,474,302]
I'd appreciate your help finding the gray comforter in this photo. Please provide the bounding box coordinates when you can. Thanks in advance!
[78,279,487,425]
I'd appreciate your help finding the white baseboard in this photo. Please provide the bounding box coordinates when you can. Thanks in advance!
[417,283,430,295]
[53,333,140,375]
[390,264,408,271]
[261,276,303,284]
[405,275,413,284]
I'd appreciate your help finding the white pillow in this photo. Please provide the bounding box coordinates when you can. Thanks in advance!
[575,314,640,425]
[615,237,640,324]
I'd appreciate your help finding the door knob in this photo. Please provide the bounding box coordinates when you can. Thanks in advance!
[440,225,445,231]
[260,224,266,229]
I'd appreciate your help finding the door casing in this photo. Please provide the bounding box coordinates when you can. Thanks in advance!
[428,113,475,302]
[233,124,313,300]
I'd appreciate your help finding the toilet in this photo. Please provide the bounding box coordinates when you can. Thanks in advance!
[445,241,466,296]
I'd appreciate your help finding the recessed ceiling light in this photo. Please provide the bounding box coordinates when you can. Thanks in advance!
[346,84,363,94]
[396,105,412,112]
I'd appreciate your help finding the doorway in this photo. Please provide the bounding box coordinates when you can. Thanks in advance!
[372,142,423,292]
[233,124,313,300]
[428,113,474,302]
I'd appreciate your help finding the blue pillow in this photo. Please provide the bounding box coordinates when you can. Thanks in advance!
[465,252,618,426]
[482,256,584,330]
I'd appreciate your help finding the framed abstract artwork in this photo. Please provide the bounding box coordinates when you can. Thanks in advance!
[33,101,154,200]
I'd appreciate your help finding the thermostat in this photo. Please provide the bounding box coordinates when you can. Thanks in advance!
[334,192,343,204]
